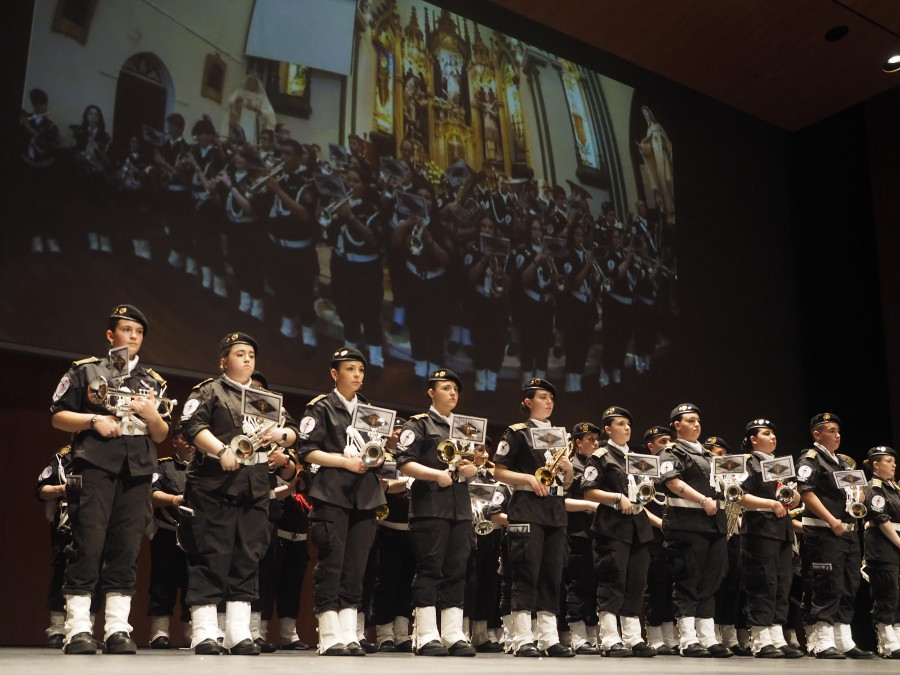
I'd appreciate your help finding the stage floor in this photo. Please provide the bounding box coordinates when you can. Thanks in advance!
[2,647,898,674]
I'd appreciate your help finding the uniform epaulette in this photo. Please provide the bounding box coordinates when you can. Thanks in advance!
[411,412,430,420]
[591,447,608,459]
[873,477,883,488]
[72,356,100,367]
[509,423,528,431]
[158,456,173,462]
[146,368,167,386]
[805,449,818,459]
[307,394,327,406]
[58,444,71,456]
[192,378,214,390]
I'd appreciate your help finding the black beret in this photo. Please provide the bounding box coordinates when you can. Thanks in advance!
[331,346,367,367]
[810,412,841,430]
[670,402,700,422]
[220,332,258,354]
[867,445,896,460]
[393,417,407,429]
[702,436,732,452]
[572,422,601,439]
[251,370,269,390]
[643,425,671,443]
[601,405,633,426]
[745,418,776,435]
[109,304,148,333]
[523,377,556,397]
[428,368,462,391]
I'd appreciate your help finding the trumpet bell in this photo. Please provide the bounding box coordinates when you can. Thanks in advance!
[437,439,459,464]
[229,435,255,460]
[535,467,555,487]
[776,485,794,506]
[87,376,109,405]
[724,483,744,503]
[361,442,385,469]
[848,501,867,519]
[375,504,390,521]
[474,520,495,536]
[636,481,656,503]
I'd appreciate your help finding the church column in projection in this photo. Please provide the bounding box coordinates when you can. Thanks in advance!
[495,33,530,176]
[400,5,430,155]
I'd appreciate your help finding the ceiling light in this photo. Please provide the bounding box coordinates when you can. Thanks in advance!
[824,25,849,41]
[884,55,900,72]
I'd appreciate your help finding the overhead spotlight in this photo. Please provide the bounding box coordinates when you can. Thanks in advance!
[824,25,849,41]
[884,55,900,72]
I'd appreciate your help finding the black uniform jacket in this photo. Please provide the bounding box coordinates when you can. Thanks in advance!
[494,420,567,528]
[50,355,169,476]
[567,452,593,537]
[796,446,858,528]
[296,391,386,510]
[865,477,900,565]
[152,456,187,528]
[583,443,653,544]
[739,451,793,542]
[657,440,727,534]
[395,410,471,520]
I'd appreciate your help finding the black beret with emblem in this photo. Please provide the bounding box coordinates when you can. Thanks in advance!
[219,332,258,354]
[601,405,633,426]
[109,304,148,333]
[572,422,601,440]
[523,377,556,398]
[330,346,367,367]
[810,412,841,430]
[669,402,700,422]
[702,435,732,452]
[427,368,462,391]
[393,417,407,429]
[867,445,896,460]
[251,370,269,390]
[643,425,670,443]
[745,418,776,435]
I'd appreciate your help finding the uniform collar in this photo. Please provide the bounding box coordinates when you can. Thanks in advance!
[679,439,704,454]
[333,388,358,416]
[429,405,452,425]
[814,441,839,464]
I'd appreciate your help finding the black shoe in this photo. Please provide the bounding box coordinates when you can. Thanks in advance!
[844,646,875,659]
[378,640,396,653]
[755,644,784,658]
[321,642,350,656]
[64,632,97,655]
[780,645,805,658]
[416,639,449,656]
[229,638,261,655]
[359,638,377,654]
[632,641,658,657]
[655,645,676,656]
[280,639,310,650]
[475,640,503,653]
[395,639,413,653]
[104,632,137,654]
[681,643,711,657]
[815,646,846,659]
[515,643,540,657]
[707,643,733,658]
[889,648,900,659]
[346,641,367,656]
[150,635,171,650]
[604,642,632,657]
[194,638,222,655]
[543,643,575,657]
[253,637,277,653]
[730,644,753,656]
[574,643,601,655]
[48,634,65,649]
[448,640,476,656]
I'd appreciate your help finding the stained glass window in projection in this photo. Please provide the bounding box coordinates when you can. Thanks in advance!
[374,45,394,133]
[502,58,527,165]
[560,59,600,169]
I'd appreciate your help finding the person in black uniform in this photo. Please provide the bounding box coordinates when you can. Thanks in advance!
[564,422,602,654]
[152,113,192,273]
[559,222,599,393]
[71,104,113,254]
[492,378,574,657]
[582,406,656,657]
[656,403,730,657]
[736,418,804,658]
[598,225,635,387]
[394,369,477,656]
[147,424,194,649]
[20,88,62,255]
[179,332,298,655]
[513,219,557,384]
[640,425,678,654]
[50,304,171,655]
[796,413,873,659]
[862,446,900,658]
[296,347,386,655]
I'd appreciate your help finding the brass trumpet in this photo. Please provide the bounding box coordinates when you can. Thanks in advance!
[436,439,495,473]
[242,160,284,198]
[535,446,567,487]
[489,255,509,297]
[544,254,567,293]
[408,218,425,256]
[845,485,867,519]
[317,195,352,228]
[230,420,279,463]
[776,483,796,506]
[723,482,744,503]
[375,504,390,521]
[472,498,495,536]
[346,426,387,470]
[87,376,177,415]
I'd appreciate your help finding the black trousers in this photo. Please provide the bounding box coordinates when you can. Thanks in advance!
[371,527,415,625]
[562,298,597,375]
[644,538,674,625]
[465,529,502,624]
[516,296,554,374]
[507,522,569,613]
[256,526,309,620]
[268,242,318,325]
[565,535,598,624]
[148,528,189,621]
[62,461,151,597]
[181,485,270,607]
[330,257,384,346]
[468,292,509,372]
[742,535,792,627]
[409,517,472,609]
[601,297,633,371]
[664,529,727,618]
[867,560,900,625]
[594,535,650,616]
[404,270,449,365]
[308,499,376,613]
[715,534,744,626]
[801,529,861,624]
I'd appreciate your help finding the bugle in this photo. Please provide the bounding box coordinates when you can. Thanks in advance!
[845,485,867,519]
[317,195,352,228]
[776,483,796,506]
[535,446,567,487]
[242,161,284,198]
[229,420,278,463]
[436,439,494,473]
[346,426,387,469]
[87,376,177,415]
[472,498,495,535]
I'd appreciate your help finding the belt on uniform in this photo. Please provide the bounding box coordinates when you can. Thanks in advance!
[668,496,722,509]
[269,233,313,249]
[335,251,378,263]
[608,292,634,305]
[801,516,857,531]
[524,288,553,303]
[570,290,589,303]
[405,259,445,280]
[377,520,409,531]
[277,529,307,542]
[516,483,564,497]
